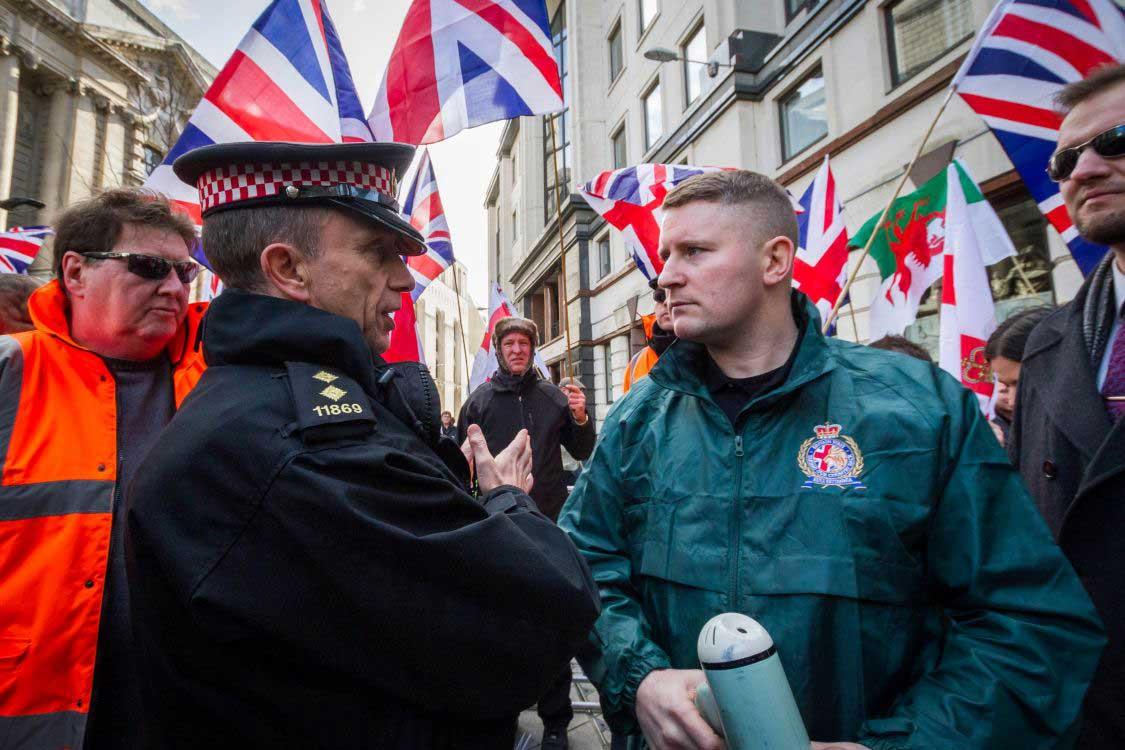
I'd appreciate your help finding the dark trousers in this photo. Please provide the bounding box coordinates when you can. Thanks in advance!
[537,664,574,726]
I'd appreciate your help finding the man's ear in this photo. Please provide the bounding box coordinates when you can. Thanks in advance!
[60,251,88,298]
[761,235,796,288]
[260,242,312,302]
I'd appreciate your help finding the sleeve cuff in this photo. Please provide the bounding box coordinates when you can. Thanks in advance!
[481,486,541,515]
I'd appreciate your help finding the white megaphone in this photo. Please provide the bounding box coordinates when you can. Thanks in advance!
[694,612,810,750]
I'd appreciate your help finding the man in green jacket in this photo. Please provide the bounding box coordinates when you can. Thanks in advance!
[558,170,1103,750]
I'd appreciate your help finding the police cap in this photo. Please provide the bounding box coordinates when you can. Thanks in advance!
[173,141,425,255]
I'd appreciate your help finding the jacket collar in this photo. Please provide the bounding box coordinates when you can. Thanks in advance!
[28,279,203,366]
[203,288,382,395]
[490,363,540,393]
[649,292,835,414]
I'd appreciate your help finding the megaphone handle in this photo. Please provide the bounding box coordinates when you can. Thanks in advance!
[694,680,725,738]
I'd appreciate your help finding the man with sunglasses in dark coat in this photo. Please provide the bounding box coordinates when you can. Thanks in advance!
[1009,63,1125,749]
[125,141,600,749]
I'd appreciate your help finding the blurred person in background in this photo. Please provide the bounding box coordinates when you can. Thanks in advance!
[624,280,677,392]
[866,334,933,363]
[0,273,42,334]
[984,306,1053,446]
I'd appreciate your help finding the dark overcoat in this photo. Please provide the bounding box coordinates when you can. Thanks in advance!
[1010,276,1125,750]
[125,290,599,750]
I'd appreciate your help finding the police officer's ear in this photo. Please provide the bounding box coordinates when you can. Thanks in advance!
[260,242,313,302]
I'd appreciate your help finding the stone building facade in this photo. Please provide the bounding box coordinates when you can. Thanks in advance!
[0,0,214,275]
[414,262,486,416]
[485,0,1079,426]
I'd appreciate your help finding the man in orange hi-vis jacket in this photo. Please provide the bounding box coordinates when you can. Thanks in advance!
[0,189,206,750]
[624,283,676,393]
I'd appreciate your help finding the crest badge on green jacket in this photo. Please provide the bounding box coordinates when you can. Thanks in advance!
[797,423,866,490]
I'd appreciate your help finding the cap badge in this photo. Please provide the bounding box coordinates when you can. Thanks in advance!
[285,184,300,199]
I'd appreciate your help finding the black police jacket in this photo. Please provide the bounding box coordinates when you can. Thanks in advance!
[458,368,595,521]
[125,290,600,749]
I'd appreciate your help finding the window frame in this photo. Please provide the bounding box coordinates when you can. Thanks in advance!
[603,343,615,404]
[681,19,707,107]
[611,123,628,169]
[608,18,624,85]
[642,77,663,153]
[778,65,828,163]
[884,0,975,89]
[638,0,658,38]
[597,234,612,279]
[785,0,821,23]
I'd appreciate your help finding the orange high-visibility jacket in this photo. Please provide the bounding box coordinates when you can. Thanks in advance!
[0,281,206,747]
[623,314,660,393]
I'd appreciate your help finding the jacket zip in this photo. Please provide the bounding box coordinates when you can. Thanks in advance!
[730,433,744,611]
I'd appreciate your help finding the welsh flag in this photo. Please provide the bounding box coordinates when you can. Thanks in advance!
[938,160,1015,410]
[852,161,1013,338]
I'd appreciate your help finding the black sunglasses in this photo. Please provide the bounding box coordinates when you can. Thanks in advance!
[652,288,667,303]
[1046,124,1125,182]
[79,252,200,284]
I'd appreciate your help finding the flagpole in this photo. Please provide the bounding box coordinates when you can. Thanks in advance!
[822,86,957,335]
[548,113,574,380]
[449,262,474,403]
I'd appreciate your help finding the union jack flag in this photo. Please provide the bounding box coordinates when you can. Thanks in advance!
[369,0,564,144]
[0,226,52,275]
[578,165,727,281]
[401,148,455,301]
[953,0,1125,275]
[794,156,849,329]
[145,0,372,227]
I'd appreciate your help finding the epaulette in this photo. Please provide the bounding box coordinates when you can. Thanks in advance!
[285,362,375,443]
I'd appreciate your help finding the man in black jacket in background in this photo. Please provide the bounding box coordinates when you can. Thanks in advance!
[125,141,599,749]
[458,315,596,748]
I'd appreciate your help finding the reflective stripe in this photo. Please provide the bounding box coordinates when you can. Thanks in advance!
[0,480,112,521]
[0,336,24,478]
[0,709,86,750]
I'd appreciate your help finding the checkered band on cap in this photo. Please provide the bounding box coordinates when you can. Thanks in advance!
[196,160,396,213]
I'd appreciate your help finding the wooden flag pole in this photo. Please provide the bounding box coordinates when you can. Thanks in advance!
[548,113,575,380]
[449,262,474,402]
[822,86,957,334]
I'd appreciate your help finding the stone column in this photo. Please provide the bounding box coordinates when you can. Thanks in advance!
[39,81,75,223]
[0,42,21,228]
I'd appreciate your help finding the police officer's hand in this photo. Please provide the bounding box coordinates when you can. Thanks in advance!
[636,669,725,750]
[466,424,534,495]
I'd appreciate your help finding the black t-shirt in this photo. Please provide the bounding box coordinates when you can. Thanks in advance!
[703,328,804,427]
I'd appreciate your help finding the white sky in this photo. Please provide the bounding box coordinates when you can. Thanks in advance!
[139,0,503,305]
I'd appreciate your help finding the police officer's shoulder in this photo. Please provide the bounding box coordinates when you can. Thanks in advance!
[282,361,375,444]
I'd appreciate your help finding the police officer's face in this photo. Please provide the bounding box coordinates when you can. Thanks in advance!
[1057,80,1125,248]
[302,211,415,355]
[657,201,791,346]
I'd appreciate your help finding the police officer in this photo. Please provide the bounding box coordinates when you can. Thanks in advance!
[125,141,600,749]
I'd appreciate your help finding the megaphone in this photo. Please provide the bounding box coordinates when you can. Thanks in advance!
[694,612,809,750]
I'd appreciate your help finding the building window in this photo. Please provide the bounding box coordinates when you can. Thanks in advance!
[529,266,565,342]
[639,0,657,35]
[142,145,164,177]
[608,21,624,83]
[511,145,518,184]
[603,344,615,404]
[682,22,707,105]
[643,80,663,151]
[886,0,974,87]
[780,67,827,161]
[786,0,822,21]
[612,125,627,169]
[597,236,612,279]
[544,2,571,221]
[512,209,519,241]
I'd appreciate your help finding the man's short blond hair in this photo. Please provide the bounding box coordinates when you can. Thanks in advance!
[662,170,799,249]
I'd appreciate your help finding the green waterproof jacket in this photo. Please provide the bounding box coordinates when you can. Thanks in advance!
[558,296,1104,749]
